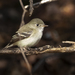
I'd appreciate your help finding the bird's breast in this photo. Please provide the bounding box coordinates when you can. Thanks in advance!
[28,31,43,47]
[17,31,43,47]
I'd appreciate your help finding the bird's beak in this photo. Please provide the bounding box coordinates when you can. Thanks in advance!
[43,25,48,27]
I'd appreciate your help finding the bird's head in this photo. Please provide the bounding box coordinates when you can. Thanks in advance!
[28,18,48,31]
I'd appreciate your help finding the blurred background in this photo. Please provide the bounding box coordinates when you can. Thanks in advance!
[0,0,75,75]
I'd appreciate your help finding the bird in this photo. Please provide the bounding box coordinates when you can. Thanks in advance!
[5,18,48,48]
[4,18,48,75]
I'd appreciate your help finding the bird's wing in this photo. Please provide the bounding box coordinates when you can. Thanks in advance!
[9,30,33,45]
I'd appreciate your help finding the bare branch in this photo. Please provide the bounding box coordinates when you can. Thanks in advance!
[19,0,27,27]
[62,41,75,44]
[25,0,56,9]
[1,43,75,56]
[29,0,34,16]
[19,0,24,10]
[20,10,27,27]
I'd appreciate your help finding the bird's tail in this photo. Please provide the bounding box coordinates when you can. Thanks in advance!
[4,44,14,49]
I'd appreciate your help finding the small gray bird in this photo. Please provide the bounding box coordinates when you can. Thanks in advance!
[5,18,48,75]
[5,18,48,48]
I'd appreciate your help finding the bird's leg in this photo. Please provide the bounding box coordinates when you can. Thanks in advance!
[20,47,32,75]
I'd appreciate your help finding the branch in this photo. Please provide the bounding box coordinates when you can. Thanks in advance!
[1,41,75,55]
[19,0,24,10]
[62,41,75,44]
[19,0,27,27]
[29,0,34,16]
[25,0,56,9]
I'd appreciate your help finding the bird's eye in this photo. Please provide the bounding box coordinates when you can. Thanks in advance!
[36,24,39,26]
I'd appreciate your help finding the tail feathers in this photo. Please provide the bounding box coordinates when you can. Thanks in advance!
[4,44,14,49]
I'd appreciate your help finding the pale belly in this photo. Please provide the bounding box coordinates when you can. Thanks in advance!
[15,32,43,47]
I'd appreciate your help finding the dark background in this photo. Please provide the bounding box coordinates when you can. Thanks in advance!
[0,0,75,75]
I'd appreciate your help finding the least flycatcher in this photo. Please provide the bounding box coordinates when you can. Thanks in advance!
[5,18,48,74]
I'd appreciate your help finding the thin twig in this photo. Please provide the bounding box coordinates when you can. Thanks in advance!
[25,0,56,9]
[19,0,24,10]
[29,0,34,16]
[19,0,27,27]
[20,10,27,27]
[62,41,75,44]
